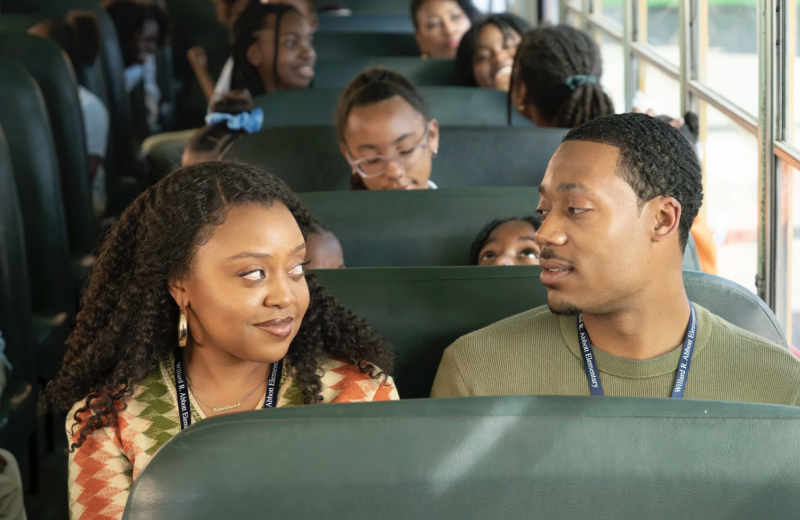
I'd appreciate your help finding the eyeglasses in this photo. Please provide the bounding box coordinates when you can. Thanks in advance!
[345,128,431,179]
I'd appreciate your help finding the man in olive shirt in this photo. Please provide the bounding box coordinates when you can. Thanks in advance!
[431,113,800,404]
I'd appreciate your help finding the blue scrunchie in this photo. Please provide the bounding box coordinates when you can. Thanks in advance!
[205,107,264,134]
[565,75,599,91]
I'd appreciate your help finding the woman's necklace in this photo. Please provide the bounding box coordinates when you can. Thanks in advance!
[186,374,269,413]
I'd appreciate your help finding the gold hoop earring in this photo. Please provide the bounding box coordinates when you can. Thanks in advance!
[517,104,526,112]
[178,308,188,348]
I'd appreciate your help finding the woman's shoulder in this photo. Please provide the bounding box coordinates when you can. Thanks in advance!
[66,361,177,446]
[318,357,399,403]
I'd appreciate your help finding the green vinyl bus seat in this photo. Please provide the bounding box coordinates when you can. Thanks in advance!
[333,0,414,15]
[0,33,96,267]
[314,32,419,60]
[318,14,415,34]
[301,189,703,270]
[223,126,562,192]
[251,87,532,128]
[146,94,536,177]
[123,396,800,520]
[0,60,74,381]
[315,58,458,88]
[0,126,38,483]
[312,267,786,399]
[303,188,538,267]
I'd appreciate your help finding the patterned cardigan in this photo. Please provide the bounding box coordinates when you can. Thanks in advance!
[67,356,399,520]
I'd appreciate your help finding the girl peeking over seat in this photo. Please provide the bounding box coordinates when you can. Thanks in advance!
[471,216,542,266]
[337,67,440,191]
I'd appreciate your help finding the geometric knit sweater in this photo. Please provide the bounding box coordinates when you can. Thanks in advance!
[431,304,800,405]
[67,355,399,520]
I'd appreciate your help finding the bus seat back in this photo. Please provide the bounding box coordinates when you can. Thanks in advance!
[302,188,540,267]
[314,32,419,60]
[124,396,800,520]
[0,33,95,256]
[225,126,565,192]
[0,59,74,317]
[249,87,532,129]
[318,14,415,34]
[315,58,458,87]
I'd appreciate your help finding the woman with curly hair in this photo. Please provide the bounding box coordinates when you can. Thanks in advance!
[43,161,397,520]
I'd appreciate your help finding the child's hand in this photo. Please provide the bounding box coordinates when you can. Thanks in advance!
[187,46,208,70]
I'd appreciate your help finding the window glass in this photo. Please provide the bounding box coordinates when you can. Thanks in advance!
[594,0,624,27]
[701,102,759,293]
[788,164,800,345]
[644,0,680,66]
[699,0,758,117]
[791,0,800,147]
[597,33,625,113]
[634,62,680,118]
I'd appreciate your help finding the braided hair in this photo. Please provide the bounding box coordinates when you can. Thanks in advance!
[231,2,298,96]
[510,25,614,128]
[186,91,255,160]
[469,216,541,265]
[563,113,703,250]
[455,13,530,87]
[336,67,430,190]
[43,161,394,451]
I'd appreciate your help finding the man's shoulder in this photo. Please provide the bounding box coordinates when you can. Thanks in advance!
[705,308,788,353]
[446,305,560,356]
[703,308,800,383]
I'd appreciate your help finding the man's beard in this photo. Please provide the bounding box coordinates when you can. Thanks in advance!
[549,302,583,316]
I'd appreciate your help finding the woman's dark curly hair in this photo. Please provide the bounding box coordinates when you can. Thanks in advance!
[43,161,394,451]
[455,13,530,87]
[509,24,614,128]
[469,216,541,265]
[564,113,703,250]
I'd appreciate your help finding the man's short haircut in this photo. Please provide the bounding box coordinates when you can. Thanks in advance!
[563,113,703,251]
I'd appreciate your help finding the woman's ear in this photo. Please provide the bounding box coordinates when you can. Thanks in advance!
[428,119,440,154]
[168,277,189,309]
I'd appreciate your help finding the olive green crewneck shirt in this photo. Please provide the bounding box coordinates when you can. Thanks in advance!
[431,304,800,405]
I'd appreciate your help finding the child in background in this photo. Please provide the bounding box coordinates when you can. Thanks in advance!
[28,11,110,217]
[189,0,319,101]
[306,221,345,270]
[181,91,263,167]
[411,0,480,59]
[455,13,529,90]
[103,0,170,134]
[470,216,541,266]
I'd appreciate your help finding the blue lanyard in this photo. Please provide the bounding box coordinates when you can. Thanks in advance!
[174,349,283,430]
[577,304,698,398]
